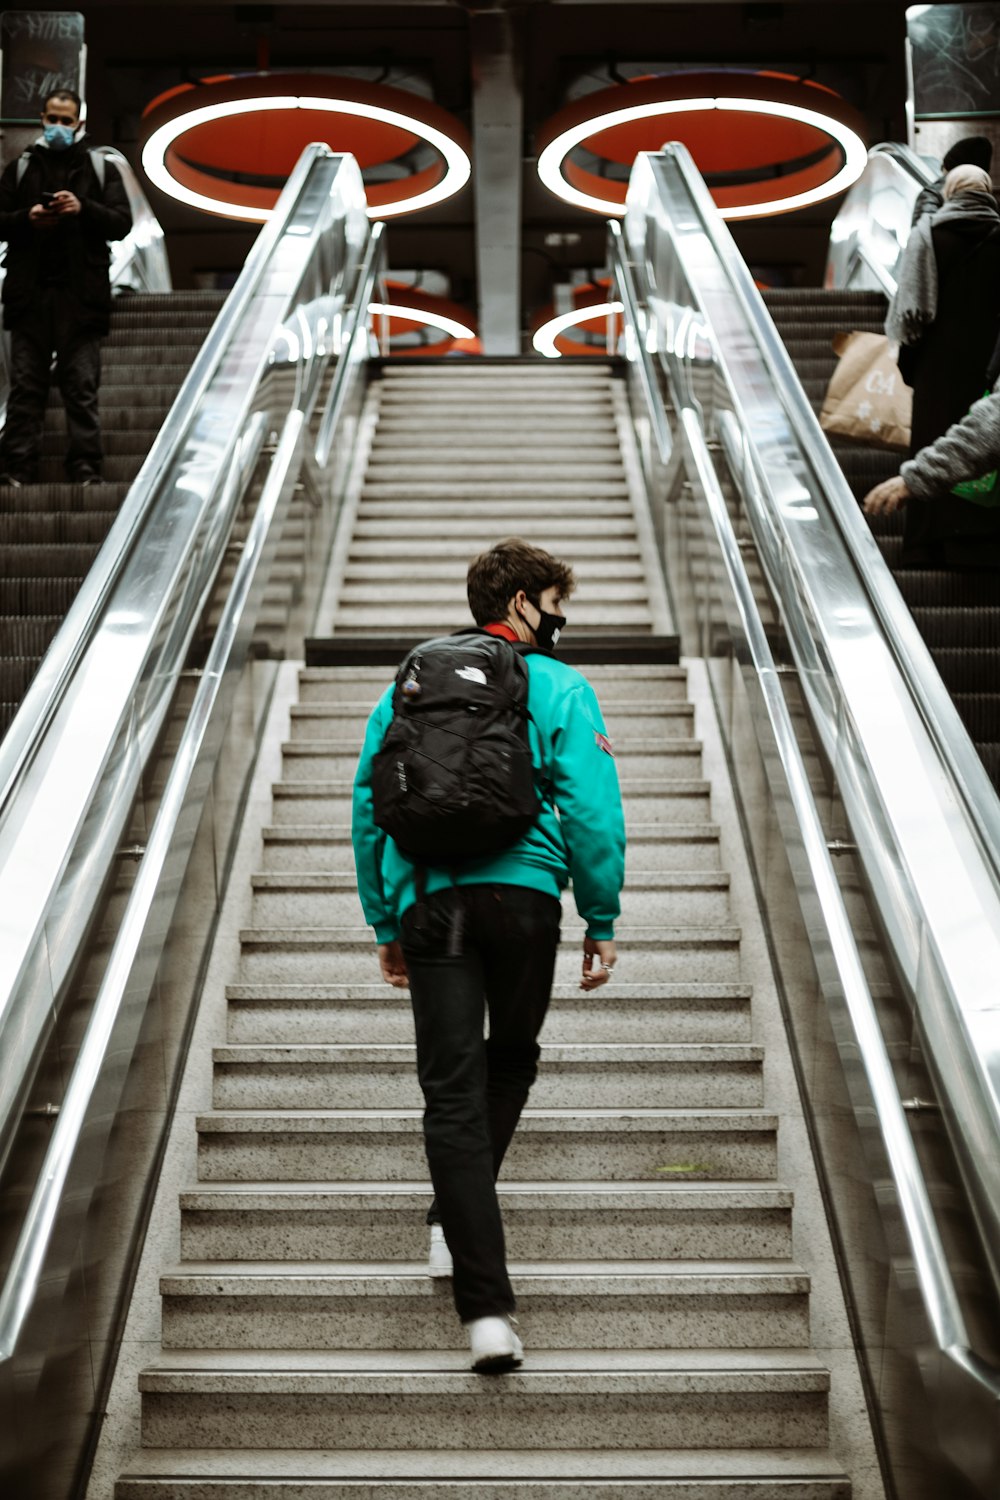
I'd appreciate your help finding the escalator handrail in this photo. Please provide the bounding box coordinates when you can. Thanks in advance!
[0,148,370,1168]
[314,219,386,467]
[608,220,672,466]
[0,408,304,1362]
[869,139,937,186]
[0,142,329,826]
[611,150,1000,1398]
[663,142,1000,886]
[830,142,935,295]
[683,368,972,1361]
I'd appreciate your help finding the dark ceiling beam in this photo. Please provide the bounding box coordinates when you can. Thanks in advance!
[469,6,523,353]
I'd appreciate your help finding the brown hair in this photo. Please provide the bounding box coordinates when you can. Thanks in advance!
[467,538,576,626]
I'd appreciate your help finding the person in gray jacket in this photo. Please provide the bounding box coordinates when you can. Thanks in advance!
[864,386,1000,535]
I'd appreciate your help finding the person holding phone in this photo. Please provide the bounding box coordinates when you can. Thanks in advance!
[0,89,132,487]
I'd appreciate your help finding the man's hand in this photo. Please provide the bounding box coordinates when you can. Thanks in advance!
[377,940,409,989]
[51,190,81,216]
[581,936,617,992]
[28,202,58,228]
[863,475,911,516]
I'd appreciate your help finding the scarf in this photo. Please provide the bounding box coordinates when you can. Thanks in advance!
[886,191,1000,346]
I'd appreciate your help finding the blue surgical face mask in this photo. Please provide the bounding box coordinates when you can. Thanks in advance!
[43,123,76,151]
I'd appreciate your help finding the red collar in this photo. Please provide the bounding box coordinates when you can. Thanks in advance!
[484,622,519,641]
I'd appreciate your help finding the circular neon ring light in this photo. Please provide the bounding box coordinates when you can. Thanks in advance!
[142,87,471,222]
[538,85,867,220]
[533,303,624,359]
[369,302,477,342]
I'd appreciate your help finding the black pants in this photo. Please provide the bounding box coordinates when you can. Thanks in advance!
[400,883,561,1323]
[0,288,102,480]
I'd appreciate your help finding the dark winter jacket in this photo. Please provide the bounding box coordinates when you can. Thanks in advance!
[0,135,132,334]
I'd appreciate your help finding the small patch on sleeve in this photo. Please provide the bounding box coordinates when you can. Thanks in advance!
[595,731,615,757]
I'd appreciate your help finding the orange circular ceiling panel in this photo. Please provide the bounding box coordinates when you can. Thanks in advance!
[140,72,471,221]
[583,109,830,173]
[177,112,419,175]
[537,70,868,220]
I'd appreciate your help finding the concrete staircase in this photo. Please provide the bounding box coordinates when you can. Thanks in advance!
[113,363,853,1497]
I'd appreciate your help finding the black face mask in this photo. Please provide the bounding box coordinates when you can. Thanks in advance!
[519,598,567,651]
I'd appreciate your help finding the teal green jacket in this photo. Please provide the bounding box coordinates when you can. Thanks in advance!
[352,650,626,944]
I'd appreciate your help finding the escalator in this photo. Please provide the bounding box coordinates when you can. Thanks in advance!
[0,291,226,736]
[764,285,1000,788]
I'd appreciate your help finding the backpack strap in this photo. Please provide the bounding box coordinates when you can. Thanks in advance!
[16,146,106,190]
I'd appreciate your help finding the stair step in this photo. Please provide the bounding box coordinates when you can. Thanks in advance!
[159,1260,809,1351]
[260,821,719,874]
[366,455,627,471]
[335,579,650,605]
[238,923,740,984]
[276,736,703,781]
[179,1181,792,1263]
[269,781,713,827]
[196,1107,777,1183]
[347,538,644,559]
[372,422,620,441]
[137,1349,829,1451]
[248,872,730,928]
[329,607,651,632]
[115,1444,852,1498]
[210,1042,762,1111]
[287,699,696,736]
[295,664,690,703]
[352,521,637,544]
[223,980,753,1046]
[358,482,630,499]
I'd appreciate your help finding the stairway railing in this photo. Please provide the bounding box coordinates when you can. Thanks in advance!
[611,142,1000,1499]
[0,144,381,1496]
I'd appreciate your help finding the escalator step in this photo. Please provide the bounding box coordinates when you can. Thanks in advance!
[928,647,1000,692]
[104,312,223,331]
[2,480,132,511]
[770,320,887,341]
[953,694,1000,740]
[43,406,172,433]
[830,452,902,499]
[2,543,99,574]
[764,288,887,310]
[895,570,1000,607]
[34,457,145,484]
[0,510,121,543]
[0,577,83,612]
[0,657,44,696]
[972,742,1000,788]
[0,617,60,654]
[909,607,1000,648]
[865,509,906,539]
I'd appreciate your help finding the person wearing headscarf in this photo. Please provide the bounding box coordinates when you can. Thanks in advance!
[910,134,993,225]
[883,164,1000,566]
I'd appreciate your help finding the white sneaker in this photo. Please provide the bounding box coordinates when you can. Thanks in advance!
[428,1224,453,1278]
[467,1314,524,1372]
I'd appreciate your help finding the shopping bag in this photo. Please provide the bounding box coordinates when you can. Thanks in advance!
[819,331,912,451]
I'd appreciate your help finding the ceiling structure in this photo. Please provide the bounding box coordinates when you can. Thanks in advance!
[72,1,911,351]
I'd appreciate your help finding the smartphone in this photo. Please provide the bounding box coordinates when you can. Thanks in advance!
[39,191,57,208]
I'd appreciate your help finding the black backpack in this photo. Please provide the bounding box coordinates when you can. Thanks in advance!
[370,629,542,861]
